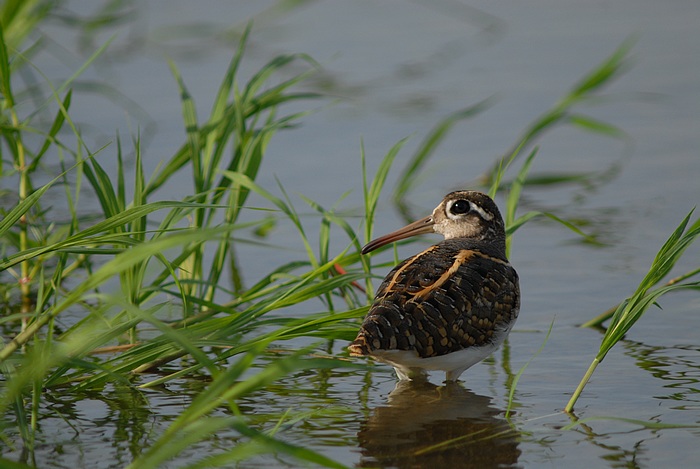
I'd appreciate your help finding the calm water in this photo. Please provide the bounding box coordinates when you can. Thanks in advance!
[4,0,700,467]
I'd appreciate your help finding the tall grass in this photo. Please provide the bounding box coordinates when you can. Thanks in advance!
[0,14,363,466]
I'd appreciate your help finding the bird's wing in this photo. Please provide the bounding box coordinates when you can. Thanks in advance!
[358,242,519,357]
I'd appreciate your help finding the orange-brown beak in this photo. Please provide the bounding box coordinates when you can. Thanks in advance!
[361,215,435,255]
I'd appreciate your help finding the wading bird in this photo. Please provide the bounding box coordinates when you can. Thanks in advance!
[349,191,520,382]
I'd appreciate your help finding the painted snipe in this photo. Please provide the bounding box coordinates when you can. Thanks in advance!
[348,191,520,382]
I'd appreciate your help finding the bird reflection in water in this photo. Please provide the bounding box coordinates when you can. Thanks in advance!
[357,380,521,468]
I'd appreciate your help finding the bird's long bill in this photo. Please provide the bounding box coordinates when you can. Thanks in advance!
[361,215,435,255]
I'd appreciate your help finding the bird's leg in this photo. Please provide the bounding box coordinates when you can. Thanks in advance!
[445,368,468,382]
[394,366,429,382]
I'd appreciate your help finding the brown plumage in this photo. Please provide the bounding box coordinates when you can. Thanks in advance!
[349,191,520,382]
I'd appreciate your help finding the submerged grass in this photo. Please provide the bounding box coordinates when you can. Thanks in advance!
[0,6,698,468]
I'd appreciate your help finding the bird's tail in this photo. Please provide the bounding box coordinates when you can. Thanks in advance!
[348,335,371,356]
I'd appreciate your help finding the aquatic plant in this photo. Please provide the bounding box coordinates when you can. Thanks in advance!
[565,211,700,413]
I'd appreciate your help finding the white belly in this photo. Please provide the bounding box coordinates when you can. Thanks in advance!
[369,323,513,382]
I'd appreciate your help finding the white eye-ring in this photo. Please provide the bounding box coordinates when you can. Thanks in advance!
[448,199,471,216]
[447,199,493,221]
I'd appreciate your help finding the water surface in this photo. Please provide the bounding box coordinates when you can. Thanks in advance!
[4,0,700,467]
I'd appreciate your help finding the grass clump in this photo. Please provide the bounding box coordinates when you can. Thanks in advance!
[0,16,362,466]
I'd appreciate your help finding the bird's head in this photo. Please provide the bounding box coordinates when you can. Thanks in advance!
[361,190,506,255]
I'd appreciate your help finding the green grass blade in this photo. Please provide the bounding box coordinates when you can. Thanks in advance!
[0,224,239,362]
[30,90,72,170]
[0,22,15,107]
[0,182,52,238]
[393,99,492,205]
[485,42,632,183]
[566,209,700,412]
[567,113,625,138]
[364,138,408,243]
[0,458,34,469]
[568,38,634,99]
[130,347,349,469]
[168,58,202,193]
[0,201,219,271]
[563,415,700,431]
[506,318,554,419]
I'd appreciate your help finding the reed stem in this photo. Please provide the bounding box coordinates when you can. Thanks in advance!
[565,357,600,413]
[9,99,32,317]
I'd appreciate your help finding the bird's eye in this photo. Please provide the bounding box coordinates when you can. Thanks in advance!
[450,199,471,215]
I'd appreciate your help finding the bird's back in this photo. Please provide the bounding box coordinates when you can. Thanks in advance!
[349,238,520,359]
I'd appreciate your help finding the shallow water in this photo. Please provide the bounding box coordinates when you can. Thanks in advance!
[4,0,700,467]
